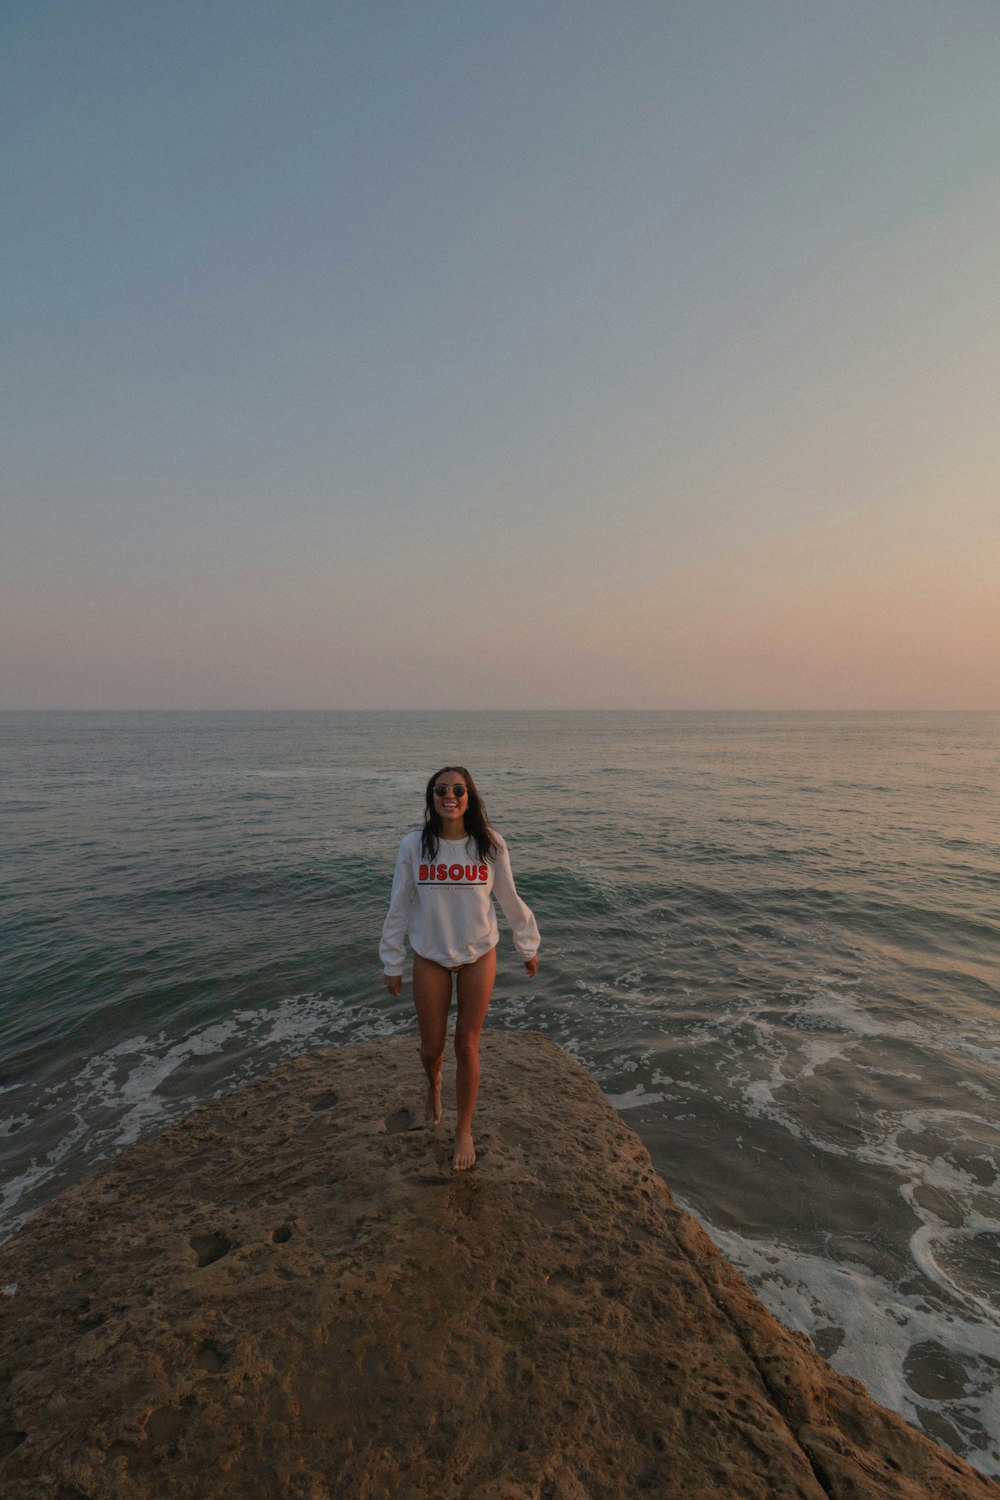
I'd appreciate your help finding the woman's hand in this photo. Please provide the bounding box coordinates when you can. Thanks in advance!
[383,974,402,996]
[523,955,539,978]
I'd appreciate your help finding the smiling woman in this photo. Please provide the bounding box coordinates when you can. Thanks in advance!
[379,765,540,1171]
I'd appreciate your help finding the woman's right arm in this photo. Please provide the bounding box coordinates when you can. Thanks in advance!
[379,837,415,987]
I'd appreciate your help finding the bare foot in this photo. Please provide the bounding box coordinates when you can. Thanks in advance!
[452,1131,476,1171]
[425,1078,442,1126]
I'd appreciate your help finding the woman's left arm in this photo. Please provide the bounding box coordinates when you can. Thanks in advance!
[491,841,540,974]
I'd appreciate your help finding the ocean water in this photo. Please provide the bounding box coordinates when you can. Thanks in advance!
[2,709,998,1474]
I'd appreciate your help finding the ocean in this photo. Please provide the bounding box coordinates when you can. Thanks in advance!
[2,710,998,1475]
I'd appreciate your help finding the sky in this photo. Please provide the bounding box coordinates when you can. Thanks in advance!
[3,0,999,709]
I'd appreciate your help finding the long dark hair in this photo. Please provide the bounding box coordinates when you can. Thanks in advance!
[421,765,500,863]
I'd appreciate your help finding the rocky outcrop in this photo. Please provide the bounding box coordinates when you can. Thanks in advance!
[1,1032,996,1499]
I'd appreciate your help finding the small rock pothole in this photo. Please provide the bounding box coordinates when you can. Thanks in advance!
[190,1232,232,1267]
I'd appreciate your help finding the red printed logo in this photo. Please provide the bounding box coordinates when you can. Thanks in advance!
[418,863,488,883]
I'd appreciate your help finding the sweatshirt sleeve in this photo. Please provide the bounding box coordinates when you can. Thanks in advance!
[490,840,540,961]
[379,837,415,976]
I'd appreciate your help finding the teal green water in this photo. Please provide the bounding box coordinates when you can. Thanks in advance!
[2,710,999,1472]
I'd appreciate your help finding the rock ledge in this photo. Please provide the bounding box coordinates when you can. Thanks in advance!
[1,1032,996,1499]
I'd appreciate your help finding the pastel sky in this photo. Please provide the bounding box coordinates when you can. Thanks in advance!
[4,0,998,708]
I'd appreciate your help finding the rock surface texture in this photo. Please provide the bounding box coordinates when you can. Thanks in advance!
[1,1032,997,1500]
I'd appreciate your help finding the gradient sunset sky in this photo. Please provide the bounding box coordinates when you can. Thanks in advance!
[4,0,998,709]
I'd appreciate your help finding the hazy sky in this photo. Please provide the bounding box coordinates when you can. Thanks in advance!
[4,0,998,708]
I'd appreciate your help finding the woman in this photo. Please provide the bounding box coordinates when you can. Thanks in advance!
[380,766,540,1172]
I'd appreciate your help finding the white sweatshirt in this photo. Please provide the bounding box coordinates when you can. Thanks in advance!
[379,831,540,976]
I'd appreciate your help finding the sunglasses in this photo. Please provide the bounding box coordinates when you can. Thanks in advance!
[433,783,467,798]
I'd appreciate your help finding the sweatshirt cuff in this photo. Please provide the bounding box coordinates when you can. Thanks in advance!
[383,964,404,977]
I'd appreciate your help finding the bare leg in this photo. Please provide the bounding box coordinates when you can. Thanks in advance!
[452,947,497,1171]
[412,954,452,1125]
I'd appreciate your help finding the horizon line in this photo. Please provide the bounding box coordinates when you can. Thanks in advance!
[2,706,997,716]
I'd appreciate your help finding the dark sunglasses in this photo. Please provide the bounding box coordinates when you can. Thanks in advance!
[434,783,467,798]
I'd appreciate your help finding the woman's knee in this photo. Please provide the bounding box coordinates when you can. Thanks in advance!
[453,1029,480,1065]
[420,1041,445,1070]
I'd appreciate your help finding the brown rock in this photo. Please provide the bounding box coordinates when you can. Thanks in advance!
[0,1032,996,1499]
